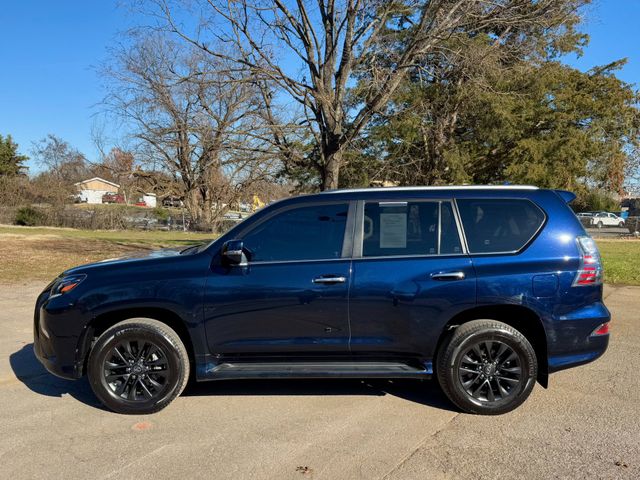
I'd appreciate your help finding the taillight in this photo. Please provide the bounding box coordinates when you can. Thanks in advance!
[573,236,603,286]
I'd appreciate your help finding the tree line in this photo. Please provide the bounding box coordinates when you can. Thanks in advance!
[2,0,639,229]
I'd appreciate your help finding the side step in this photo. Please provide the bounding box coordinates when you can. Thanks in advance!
[206,361,431,380]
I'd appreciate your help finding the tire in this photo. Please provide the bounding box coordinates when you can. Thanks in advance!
[87,318,189,414]
[436,319,537,415]
[619,221,624,227]
[597,221,603,229]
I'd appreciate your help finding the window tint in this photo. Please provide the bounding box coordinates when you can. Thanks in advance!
[457,199,545,253]
[440,202,463,254]
[242,203,348,262]
[362,201,462,257]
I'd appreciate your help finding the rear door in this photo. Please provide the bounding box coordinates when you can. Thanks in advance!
[348,199,476,361]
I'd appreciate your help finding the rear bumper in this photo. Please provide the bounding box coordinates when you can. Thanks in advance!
[547,301,610,373]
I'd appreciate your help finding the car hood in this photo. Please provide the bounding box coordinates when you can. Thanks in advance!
[62,247,186,275]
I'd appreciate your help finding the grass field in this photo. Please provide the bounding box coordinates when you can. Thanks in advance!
[0,225,215,283]
[1,225,639,285]
[596,240,640,286]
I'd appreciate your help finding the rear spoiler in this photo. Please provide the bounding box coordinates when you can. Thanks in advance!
[555,189,577,204]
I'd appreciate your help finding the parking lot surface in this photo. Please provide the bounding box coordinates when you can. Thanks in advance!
[1,282,638,479]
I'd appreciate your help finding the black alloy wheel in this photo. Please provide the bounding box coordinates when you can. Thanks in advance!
[102,339,171,402]
[457,340,522,403]
[88,318,189,414]
[437,319,537,415]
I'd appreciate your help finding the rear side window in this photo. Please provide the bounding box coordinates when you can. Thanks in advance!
[242,203,348,262]
[362,201,462,257]
[457,199,545,253]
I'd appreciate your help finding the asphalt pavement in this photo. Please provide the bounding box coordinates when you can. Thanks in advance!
[0,282,637,479]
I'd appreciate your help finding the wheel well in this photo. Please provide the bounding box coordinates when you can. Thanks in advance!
[79,307,195,376]
[436,305,549,387]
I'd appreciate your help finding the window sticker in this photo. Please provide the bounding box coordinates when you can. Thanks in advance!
[380,213,407,248]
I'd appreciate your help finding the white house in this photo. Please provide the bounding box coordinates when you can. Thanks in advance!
[74,177,120,204]
[142,193,157,208]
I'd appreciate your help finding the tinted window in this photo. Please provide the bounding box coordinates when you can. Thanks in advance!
[362,201,462,257]
[457,199,545,253]
[242,203,348,262]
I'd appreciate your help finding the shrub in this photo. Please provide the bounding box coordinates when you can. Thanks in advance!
[153,207,170,222]
[14,206,45,226]
[573,189,619,213]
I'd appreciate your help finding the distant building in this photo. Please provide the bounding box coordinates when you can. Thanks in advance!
[74,177,120,204]
[142,193,157,208]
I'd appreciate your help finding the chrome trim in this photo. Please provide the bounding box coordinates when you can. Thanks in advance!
[312,276,347,284]
[247,257,352,266]
[431,271,466,281]
[437,201,442,255]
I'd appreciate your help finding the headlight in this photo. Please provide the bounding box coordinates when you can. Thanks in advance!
[50,274,86,298]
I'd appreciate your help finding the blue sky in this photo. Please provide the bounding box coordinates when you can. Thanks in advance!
[0,0,638,172]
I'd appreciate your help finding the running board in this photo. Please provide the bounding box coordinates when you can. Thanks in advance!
[204,361,432,380]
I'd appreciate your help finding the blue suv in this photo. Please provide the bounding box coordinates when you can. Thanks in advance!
[34,186,610,414]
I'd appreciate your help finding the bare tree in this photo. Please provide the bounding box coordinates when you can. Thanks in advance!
[102,33,277,229]
[145,0,584,190]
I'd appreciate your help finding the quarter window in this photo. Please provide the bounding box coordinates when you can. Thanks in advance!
[362,201,462,257]
[457,199,545,253]
[241,203,349,262]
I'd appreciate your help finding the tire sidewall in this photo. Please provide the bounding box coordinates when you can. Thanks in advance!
[88,324,185,414]
[450,329,535,412]
[439,322,538,415]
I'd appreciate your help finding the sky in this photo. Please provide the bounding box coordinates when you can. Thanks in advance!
[0,0,639,173]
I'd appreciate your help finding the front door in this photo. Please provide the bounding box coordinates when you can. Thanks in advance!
[348,199,476,361]
[204,201,354,357]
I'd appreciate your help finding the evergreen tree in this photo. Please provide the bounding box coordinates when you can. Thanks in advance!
[0,134,28,176]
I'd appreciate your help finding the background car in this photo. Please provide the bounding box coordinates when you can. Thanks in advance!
[101,193,125,204]
[590,212,625,228]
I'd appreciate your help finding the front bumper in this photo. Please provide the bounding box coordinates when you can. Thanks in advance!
[33,290,83,380]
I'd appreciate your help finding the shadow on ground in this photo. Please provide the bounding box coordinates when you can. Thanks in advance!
[9,344,103,409]
[183,375,458,412]
[11,343,457,413]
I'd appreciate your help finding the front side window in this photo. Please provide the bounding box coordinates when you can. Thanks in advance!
[362,201,462,257]
[457,198,545,254]
[241,203,349,262]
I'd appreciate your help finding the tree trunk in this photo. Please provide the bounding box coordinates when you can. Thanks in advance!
[321,149,342,191]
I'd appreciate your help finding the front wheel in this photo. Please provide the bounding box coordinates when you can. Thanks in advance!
[436,320,537,415]
[597,221,603,228]
[619,221,625,227]
[87,318,189,414]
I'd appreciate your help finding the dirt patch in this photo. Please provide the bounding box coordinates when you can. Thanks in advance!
[0,233,149,283]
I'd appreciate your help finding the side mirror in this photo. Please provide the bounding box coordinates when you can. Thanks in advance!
[222,240,248,266]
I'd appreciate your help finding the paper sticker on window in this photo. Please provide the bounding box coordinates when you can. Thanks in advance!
[380,213,407,248]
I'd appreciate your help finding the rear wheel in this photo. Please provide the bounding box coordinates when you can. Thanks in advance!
[597,221,603,228]
[87,318,189,414]
[437,320,537,415]
[619,221,625,227]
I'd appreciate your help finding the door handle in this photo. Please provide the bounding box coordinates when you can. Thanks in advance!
[312,276,347,285]
[431,271,466,281]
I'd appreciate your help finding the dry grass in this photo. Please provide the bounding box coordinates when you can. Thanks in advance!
[0,225,214,283]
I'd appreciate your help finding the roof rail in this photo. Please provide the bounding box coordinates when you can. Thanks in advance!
[321,185,539,194]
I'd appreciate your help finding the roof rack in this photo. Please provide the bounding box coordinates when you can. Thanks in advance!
[321,185,539,194]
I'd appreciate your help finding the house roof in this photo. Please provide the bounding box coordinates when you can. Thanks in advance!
[74,177,120,189]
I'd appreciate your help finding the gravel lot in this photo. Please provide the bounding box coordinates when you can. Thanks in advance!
[0,282,638,479]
